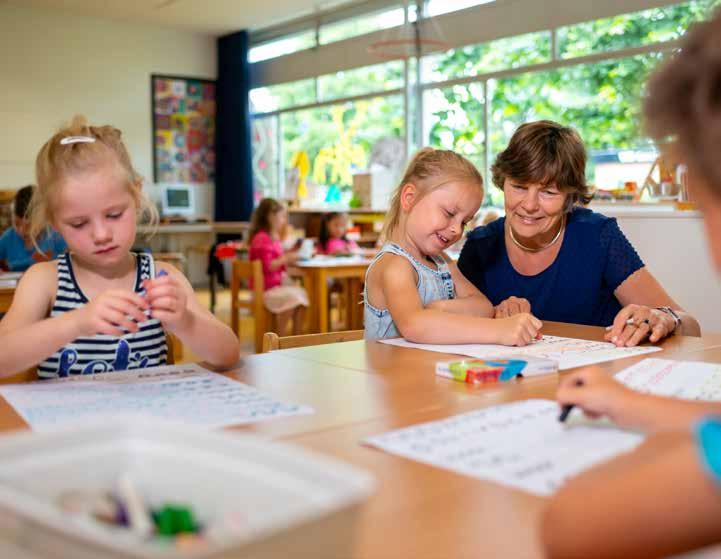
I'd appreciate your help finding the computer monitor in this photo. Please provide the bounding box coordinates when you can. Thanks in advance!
[161,184,195,217]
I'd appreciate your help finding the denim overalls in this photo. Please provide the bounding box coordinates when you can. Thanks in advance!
[364,242,456,340]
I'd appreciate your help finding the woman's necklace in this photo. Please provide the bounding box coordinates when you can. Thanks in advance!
[508,215,566,253]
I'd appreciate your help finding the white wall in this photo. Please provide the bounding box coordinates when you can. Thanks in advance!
[0,4,216,207]
[594,206,721,334]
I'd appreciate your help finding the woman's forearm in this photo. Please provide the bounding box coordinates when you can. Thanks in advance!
[678,310,701,336]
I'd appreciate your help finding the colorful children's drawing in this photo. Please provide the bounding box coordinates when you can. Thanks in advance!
[152,75,216,184]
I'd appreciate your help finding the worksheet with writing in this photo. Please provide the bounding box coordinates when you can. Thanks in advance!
[380,335,661,370]
[365,399,643,496]
[0,364,314,431]
[615,358,721,400]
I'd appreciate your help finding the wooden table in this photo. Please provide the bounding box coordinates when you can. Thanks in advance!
[290,256,373,333]
[0,286,16,313]
[2,322,721,557]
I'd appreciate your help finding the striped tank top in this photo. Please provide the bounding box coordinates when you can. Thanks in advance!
[37,252,168,378]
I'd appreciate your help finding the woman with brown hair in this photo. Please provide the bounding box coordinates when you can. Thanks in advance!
[457,120,700,346]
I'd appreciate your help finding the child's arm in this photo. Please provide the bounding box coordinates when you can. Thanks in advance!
[0,263,149,377]
[425,255,494,318]
[378,255,541,345]
[556,368,721,431]
[542,431,721,559]
[143,263,240,369]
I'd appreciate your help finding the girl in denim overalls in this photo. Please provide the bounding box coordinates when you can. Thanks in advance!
[364,148,542,345]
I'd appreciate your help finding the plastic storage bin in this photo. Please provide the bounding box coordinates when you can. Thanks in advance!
[0,420,374,558]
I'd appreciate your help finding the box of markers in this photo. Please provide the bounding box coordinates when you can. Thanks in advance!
[436,356,558,384]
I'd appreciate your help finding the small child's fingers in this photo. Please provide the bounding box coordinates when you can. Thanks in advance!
[149,296,177,313]
[107,299,147,324]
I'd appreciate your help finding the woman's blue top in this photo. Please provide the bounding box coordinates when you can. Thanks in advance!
[457,207,644,327]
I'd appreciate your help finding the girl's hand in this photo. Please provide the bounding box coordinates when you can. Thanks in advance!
[76,290,149,337]
[494,296,531,318]
[605,304,676,347]
[284,251,301,265]
[556,369,637,425]
[143,272,188,331]
[495,313,542,346]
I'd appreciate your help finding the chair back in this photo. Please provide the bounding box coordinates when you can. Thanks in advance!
[231,259,267,353]
[262,329,364,352]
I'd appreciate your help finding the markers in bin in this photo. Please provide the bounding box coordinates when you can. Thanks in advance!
[436,356,558,385]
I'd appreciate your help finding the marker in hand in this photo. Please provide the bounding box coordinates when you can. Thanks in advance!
[558,378,584,422]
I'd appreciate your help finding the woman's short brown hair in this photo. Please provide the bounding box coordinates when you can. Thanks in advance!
[491,120,594,211]
[644,8,721,197]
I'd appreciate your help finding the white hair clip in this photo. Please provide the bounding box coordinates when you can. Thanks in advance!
[59,135,96,145]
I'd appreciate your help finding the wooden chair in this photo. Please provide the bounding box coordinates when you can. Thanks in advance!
[231,259,273,354]
[262,329,364,352]
[166,333,181,364]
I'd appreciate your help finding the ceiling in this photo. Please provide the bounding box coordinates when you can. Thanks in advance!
[3,0,363,36]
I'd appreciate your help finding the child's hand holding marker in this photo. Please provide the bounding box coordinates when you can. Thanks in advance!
[556,368,637,426]
[495,313,543,346]
[142,269,189,331]
[76,290,149,337]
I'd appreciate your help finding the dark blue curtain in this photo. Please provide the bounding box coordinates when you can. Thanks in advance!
[215,30,254,222]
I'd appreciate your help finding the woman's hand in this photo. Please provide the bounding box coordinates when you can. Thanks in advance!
[495,313,543,346]
[76,290,149,337]
[556,368,639,426]
[143,273,189,332]
[605,304,676,347]
[494,296,531,318]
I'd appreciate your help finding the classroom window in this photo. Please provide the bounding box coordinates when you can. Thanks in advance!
[280,95,404,202]
[424,83,486,181]
[421,31,552,83]
[250,79,317,113]
[317,62,405,102]
[425,0,497,17]
[248,31,317,63]
[319,7,406,45]
[557,0,719,59]
[251,116,281,203]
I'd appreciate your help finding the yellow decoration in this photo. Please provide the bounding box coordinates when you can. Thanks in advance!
[312,104,368,188]
[290,151,310,199]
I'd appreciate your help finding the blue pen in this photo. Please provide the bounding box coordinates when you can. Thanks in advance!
[156,269,168,278]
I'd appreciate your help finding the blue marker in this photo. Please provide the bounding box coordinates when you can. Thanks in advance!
[156,269,168,278]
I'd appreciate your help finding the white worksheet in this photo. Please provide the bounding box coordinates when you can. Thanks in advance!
[616,358,721,400]
[0,272,21,288]
[365,399,643,496]
[0,364,314,431]
[380,335,661,370]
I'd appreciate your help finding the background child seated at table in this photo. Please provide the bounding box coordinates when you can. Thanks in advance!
[0,116,240,378]
[317,212,358,255]
[364,147,542,344]
[0,185,66,272]
[249,198,308,336]
[543,10,721,558]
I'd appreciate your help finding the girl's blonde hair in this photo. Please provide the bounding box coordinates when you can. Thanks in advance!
[29,115,158,245]
[383,147,483,238]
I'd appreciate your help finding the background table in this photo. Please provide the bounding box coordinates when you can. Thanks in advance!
[1,322,721,557]
[290,256,372,333]
[0,286,13,313]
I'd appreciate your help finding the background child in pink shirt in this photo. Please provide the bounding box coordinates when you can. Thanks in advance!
[317,212,358,255]
[248,198,308,336]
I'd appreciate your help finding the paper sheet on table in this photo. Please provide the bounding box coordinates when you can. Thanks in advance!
[365,399,643,496]
[0,272,21,288]
[380,335,661,370]
[0,363,314,431]
[616,358,721,400]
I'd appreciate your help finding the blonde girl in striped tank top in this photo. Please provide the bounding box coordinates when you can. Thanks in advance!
[0,116,239,379]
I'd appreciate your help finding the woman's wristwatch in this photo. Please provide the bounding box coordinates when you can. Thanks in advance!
[656,306,682,334]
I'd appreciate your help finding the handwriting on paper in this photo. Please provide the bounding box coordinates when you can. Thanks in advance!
[616,358,721,401]
[365,399,643,496]
[0,364,314,431]
[380,335,661,370]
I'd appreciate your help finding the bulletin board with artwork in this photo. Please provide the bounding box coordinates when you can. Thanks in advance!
[151,74,216,184]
